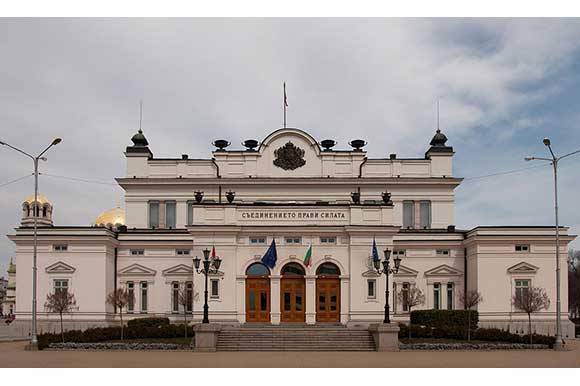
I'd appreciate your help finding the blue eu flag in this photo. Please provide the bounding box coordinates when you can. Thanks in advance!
[261,239,278,269]
[372,237,379,261]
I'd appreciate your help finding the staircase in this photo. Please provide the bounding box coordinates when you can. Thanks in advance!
[217,325,376,351]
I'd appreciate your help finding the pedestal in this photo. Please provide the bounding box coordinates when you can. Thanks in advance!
[193,324,222,352]
[368,323,400,352]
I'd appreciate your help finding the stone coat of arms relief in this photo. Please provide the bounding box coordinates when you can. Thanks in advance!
[273,141,306,170]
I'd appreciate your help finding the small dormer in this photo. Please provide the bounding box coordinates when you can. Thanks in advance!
[21,194,53,227]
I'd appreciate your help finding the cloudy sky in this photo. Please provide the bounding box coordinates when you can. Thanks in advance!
[1,18,579,274]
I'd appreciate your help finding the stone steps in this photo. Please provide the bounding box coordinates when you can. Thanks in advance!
[217,326,376,351]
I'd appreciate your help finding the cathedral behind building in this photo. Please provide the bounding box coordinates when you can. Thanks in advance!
[6,127,576,337]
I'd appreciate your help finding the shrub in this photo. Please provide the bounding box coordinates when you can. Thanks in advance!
[127,317,170,328]
[410,310,479,330]
[38,323,193,350]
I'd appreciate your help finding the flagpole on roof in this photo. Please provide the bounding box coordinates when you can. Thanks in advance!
[283,82,288,128]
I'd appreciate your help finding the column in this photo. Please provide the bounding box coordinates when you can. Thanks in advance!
[340,276,350,325]
[270,275,281,324]
[305,275,316,325]
[235,276,245,323]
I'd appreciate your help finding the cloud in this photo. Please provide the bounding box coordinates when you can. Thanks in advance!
[1,18,580,274]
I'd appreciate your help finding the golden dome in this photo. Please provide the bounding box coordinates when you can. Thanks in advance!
[95,207,126,226]
[23,194,50,205]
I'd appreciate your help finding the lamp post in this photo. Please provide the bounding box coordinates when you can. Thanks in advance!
[192,248,222,324]
[525,138,580,350]
[0,138,62,350]
[373,248,402,324]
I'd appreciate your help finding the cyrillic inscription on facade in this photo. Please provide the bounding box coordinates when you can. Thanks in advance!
[239,209,348,223]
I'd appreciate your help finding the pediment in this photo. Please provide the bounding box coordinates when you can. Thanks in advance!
[45,261,76,274]
[362,269,380,278]
[424,264,463,277]
[162,264,193,277]
[118,263,156,277]
[394,265,419,277]
[507,262,539,274]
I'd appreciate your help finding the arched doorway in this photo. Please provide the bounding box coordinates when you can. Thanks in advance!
[316,262,341,323]
[245,262,270,323]
[280,262,306,323]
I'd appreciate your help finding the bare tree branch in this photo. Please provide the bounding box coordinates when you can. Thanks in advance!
[44,290,77,343]
[512,286,550,344]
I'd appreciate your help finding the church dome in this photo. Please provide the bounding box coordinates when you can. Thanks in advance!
[95,207,126,227]
[23,194,50,205]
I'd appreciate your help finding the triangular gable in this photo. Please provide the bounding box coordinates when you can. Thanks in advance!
[424,264,463,277]
[394,265,418,277]
[45,261,76,274]
[507,261,539,274]
[162,264,193,277]
[362,269,380,278]
[118,263,156,277]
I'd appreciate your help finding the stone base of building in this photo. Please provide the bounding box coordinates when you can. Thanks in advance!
[368,323,400,351]
[193,323,222,352]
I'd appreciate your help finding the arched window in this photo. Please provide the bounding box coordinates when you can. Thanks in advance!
[246,262,270,276]
[42,206,47,217]
[281,262,305,276]
[316,262,340,276]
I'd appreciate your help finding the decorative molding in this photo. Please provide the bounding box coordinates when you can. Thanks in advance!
[507,261,539,274]
[424,264,463,277]
[45,261,76,274]
[162,264,193,277]
[362,269,380,278]
[393,265,419,277]
[273,142,306,170]
[118,263,156,277]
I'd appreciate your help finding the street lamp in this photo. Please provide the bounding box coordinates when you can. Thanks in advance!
[525,138,580,350]
[0,137,62,350]
[192,248,222,324]
[373,249,402,324]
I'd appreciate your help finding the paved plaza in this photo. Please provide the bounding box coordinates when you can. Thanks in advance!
[0,340,578,367]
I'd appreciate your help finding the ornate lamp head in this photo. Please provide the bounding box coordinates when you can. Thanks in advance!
[193,256,201,270]
[372,257,381,272]
[213,256,222,270]
[393,255,402,272]
[202,248,211,260]
[383,249,391,260]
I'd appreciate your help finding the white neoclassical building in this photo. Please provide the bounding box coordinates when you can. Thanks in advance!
[7,127,576,337]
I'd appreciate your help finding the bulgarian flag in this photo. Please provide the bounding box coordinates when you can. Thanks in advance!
[303,245,312,267]
[211,245,217,259]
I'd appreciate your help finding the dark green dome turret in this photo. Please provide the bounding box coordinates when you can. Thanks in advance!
[131,129,149,147]
[429,129,448,147]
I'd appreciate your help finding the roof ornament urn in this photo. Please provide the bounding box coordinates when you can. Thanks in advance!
[226,191,235,204]
[213,140,230,151]
[349,139,367,151]
[320,139,336,151]
[381,191,392,205]
[351,191,361,204]
[242,139,259,151]
[194,191,204,203]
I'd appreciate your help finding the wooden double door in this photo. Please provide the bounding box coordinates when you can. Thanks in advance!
[316,277,340,322]
[280,278,305,323]
[246,278,270,323]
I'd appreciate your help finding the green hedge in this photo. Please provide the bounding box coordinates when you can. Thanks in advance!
[38,323,193,350]
[126,317,170,328]
[410,310,479,330]
[398,324,556,347]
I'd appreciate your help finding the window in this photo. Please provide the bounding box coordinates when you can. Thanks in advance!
[165,201,176,229]
[250,236,266,245]
[210,279,219,298]
[148,202,159,229]
[172,282,179,313]
[367,279,376,299]
[186,282,193,312]
[402,282,410,312]
[515,244,530,252]
[515,279,530,303]
[127,282,134,313]
[433,283,441,310]
[54,279,68,294]
[285,237,301,245]
[447,283,454,310]
[393,250,406,257]
[187,201,194,225]
[436,249,450,256]
[320,236,336,244]
[140,282,148,313]
[420,201,431,229]
[403,201,415,228]
[176,249,191,256]
[53,244,68,252]
[130,249,144,256]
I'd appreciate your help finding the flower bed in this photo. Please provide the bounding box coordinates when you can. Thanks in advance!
[47,342,191,351]
[400,342,550,351]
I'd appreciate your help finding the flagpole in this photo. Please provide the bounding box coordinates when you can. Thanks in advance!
[283,82,287,128]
